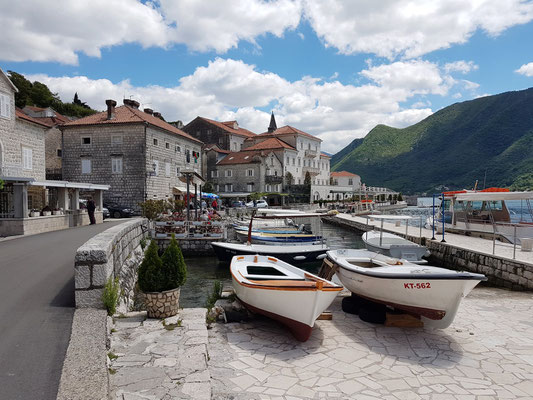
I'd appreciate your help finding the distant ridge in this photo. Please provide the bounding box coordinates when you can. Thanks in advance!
[331,88,533,194]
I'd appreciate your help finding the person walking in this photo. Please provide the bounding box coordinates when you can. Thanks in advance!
[87,197,96,225]
[211,199,218,210]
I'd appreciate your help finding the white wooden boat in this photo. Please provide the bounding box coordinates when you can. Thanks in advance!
[211,241,329,264]
[362,231,429,264]
[235,230,324,244]
[231,255,342,341]
[326,249,486,328]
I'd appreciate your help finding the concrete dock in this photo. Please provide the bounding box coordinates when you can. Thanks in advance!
[108,287,533,399]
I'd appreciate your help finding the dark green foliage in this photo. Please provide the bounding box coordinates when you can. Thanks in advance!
[138,240,164,293]
[7,70,98,118]
[160,234,187,290]
[139,199,170,220]
[102,277,120,316]
[332,88,533,194]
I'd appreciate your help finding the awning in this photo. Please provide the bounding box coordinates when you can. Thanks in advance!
[173,185,188,193]
[456,192,533,201]
[218,192,251,198]
[28,180,109,190]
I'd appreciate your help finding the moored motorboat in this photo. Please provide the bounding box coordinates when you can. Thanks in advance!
[235,230,324,244]
[211,241,330,263]
[326,249,487,328]
[362,231,429,264]
[230,255,343,341]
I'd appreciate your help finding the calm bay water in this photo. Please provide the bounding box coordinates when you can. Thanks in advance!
[179,222,364,308]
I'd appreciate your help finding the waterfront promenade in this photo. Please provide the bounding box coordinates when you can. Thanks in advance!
[332,213,533,266]
[109,287,533,399]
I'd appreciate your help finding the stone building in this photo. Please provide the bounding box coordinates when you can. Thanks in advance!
[0,67,107,236]
[60,99,204,210]
[21,106,70,180]
[213,149,283,203]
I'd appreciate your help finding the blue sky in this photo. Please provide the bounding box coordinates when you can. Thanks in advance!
[1,0,533,153]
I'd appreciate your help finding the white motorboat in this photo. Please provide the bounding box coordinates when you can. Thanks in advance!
[231,255,343,341]
[362,231,429,264]
[426,188,533,244]
[326,249,486,328]
[211,241,329,264]
[235,230,324,245]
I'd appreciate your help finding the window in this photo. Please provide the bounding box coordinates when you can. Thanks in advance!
[186,149,191,163]
[0,92,11,119]
[348,179,353,185]
[215,184,220,192]
[246,169,254,177]
[81,137,91,145]
[165,162,171,177]
[112,135,123,145]
[81,158,91,174]
[22,147,32,170]
[211,170,219,178]
[152,160,159,176]
[153,138,158,146]
[274,170,278,176]
[292,158,295,166]
[271,157,274,166]
[165,142,170,149]
[57,149,62,157]
[225,170,232,178]
[225,184,233,192]
[176,145,181,152]
[247,183,254,192]
[218,137,223,145]
[266,184,271,192]
[298,158,301,166]
[176,167,180,175]
[112,157,123,174]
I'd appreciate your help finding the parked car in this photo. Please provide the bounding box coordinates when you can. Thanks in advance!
[246,200,268,208]
[102,207,110,219]
[231,201,245,208]
[104,203,134,218]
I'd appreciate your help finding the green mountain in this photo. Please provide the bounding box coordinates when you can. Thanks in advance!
[332,88,533,194]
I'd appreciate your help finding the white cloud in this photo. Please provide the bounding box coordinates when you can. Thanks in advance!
[444,61,479,74]
[0,0,302,64]
[26,58,477,153]
[515,62,533,76]
[304,0,533,59]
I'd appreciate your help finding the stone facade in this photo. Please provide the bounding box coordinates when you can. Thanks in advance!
[144,288,180,318]
[45,126,62,178]
[62,113,202,210]
[0,71,46,180]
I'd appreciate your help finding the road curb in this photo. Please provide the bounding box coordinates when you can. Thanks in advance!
[57,309,109,400]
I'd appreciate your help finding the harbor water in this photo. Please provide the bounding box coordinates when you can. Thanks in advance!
[179,221,364,307]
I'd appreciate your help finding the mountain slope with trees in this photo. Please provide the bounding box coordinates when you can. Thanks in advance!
[332,88,533,194]
[8,71,98,118]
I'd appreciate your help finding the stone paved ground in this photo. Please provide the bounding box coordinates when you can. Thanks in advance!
[109,287,533,399]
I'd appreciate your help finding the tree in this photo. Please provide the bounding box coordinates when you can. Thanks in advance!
[139,199,170,220]
[160,234,187,290]
[137,240,164,293]
[203,182,214,193]
[397,193,403,201]
[31,81,59,107]
[8,71,33,108]
[73,92,90,109]
[304,171,312,185]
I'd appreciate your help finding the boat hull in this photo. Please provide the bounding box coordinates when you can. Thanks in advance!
[212,242,329,264]
[327,250,485,328]
[362,231,428,263]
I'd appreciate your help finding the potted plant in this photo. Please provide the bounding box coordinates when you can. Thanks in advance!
[30,209,40,217]
[138,235,187,318]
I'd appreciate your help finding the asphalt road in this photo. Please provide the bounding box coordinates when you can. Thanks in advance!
[0,220,124,400]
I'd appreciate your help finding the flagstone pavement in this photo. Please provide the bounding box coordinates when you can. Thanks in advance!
[108,287,533,399]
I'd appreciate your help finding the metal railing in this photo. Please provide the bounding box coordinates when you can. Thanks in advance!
[153,220,225,238]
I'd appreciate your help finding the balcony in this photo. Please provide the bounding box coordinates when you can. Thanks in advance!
[304,149,318,157]
[265,175,283,184]
[302,166,320,176]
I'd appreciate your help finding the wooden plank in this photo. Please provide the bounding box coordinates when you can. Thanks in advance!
[317,311,332,320]
[385,313,424,328]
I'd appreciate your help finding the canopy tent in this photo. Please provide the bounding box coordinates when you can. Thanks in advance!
[201,192,219,199]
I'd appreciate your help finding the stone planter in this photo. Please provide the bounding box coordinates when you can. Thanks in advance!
[30,211,40,217]
[52,210,62,215]
[144,287,180,318]
[43,211,52,216]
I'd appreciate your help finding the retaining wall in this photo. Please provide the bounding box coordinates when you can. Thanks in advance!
[323,216,533,291]
[156,236,224,256]
[74,218,149,309]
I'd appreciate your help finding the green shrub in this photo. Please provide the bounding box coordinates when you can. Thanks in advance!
[205,280,222,310]
[140,237,147,251]
[138,240,164,292]
[102,277,120,316]
[138,199,170,221]
[160,234,187,290]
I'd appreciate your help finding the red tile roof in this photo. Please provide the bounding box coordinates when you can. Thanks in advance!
[320,153,331,158]
[259,125,321,142]
[198,117,256,138]
[62,105,202,144]
[20,108,71,127]
[331,171,359,177]
[15,108,50,128]
[205,144,231,154]
[245,137,295,151]
[217,150,271,165]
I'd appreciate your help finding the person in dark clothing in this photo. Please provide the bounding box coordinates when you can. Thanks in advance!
[87,197,96,225]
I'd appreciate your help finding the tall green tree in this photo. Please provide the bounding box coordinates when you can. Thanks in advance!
[7,71,33,108]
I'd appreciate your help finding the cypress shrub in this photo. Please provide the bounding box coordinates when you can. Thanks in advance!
[138,240,164,292]
[160,234,187,290]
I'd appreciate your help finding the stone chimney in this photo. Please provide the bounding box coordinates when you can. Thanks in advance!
[144,108,153,115]
[105,99,117,120]
[153,112,162,119]
[123,99,140,109]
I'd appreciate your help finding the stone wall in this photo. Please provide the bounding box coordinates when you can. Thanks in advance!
[324,215,533,291]
[74,218,149,310]
[45,126,62,173]
[0,211,100,236]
